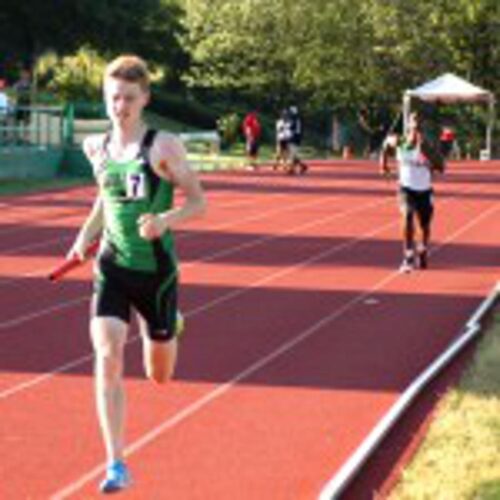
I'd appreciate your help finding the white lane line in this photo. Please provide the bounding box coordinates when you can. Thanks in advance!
[319,286,500,499]
[0,296,89,331]
[0,174,363,256]
[0,352,95,400]
[0,191,336,285]
[0,194,312,285]
[319,253,500,499]
[52,200,500,500]
[0,200,394,401]
[0,174,289,225]
[0,197,390,331]
[0,167,484,328]
[5,190,494,399]
[49,258,398,500]
[0,171,306,237]
[1,235,73,256]
[0,173,489,347]
[0,176,360,289]
[0,209,84,236]
[0,190,276,231]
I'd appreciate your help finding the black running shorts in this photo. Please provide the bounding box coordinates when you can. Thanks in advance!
[91,256,178,342]
[398,186,434,227]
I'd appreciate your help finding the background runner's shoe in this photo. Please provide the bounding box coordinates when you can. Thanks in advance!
[100,460,131,494]
[418,249,428,269]
[399,256,414,273]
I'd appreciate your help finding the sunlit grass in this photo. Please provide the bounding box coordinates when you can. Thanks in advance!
[390,311,500,500]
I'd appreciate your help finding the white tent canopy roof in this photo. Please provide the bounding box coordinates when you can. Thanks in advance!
[403,73,496,157]
[404,73,494,104]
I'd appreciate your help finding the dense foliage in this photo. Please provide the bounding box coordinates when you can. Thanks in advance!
[0,0,185,84]
[183,0,499,109]
[1,0,498,149]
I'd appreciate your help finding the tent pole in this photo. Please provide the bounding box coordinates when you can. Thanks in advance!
[486,97,495,158]
[403,94,410,134]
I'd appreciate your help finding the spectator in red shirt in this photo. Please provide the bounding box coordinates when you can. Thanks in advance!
[242,111,262,169]
[439,126,456,159]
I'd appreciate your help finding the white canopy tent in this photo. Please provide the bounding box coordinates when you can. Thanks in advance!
[403,73,496,158]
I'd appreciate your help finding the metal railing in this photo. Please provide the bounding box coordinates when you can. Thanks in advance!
[0,105,67,148]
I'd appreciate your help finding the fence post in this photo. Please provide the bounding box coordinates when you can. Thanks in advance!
[63,103,75,146]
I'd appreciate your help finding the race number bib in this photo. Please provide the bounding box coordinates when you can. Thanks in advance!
[125,173,147,200]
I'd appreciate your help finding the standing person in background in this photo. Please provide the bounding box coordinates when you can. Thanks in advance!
[0,79,9,113]
[288,105,308,174]
[358,107,387,159]
[67,54,206,493]
[380,111,444,273]
[369,122,388,159]
[358,107,373,158]
[274,108,292,172]
[0,79,11,141]
[439,125,456,161]
[242,110,262,170]
[13,68,32,135]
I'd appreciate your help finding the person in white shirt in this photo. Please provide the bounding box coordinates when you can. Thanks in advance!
[0,79,11,141]
[0,80,10,115]
[380,112,444,272]
[288,105,308,175]
[274,109,293,172]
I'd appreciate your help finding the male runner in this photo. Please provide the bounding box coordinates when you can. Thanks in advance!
[67,55,206,493]
[380,111,444,272]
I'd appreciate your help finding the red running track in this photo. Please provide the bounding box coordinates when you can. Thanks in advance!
[0,160,499,499]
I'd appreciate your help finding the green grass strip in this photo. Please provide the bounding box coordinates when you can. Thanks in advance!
[390,311,500,500]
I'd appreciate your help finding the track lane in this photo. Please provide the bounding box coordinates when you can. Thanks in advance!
[0,161,498,498]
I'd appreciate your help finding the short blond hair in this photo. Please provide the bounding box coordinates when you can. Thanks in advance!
[105,55,150,91]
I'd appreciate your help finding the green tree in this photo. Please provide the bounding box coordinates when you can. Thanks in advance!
[182,0,499,111]
[442,0,500,95]
[0,0,187,86]
[183,0,384,110]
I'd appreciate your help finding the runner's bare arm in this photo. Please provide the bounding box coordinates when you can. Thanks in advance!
[66,136,106,259]
[138,133,206,240]
[68,196,103,260]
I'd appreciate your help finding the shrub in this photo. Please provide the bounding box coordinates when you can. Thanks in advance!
[216,112,242,147]
[35,47,106,103]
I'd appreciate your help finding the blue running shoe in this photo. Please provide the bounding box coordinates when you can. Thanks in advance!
[99,460,131,494]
